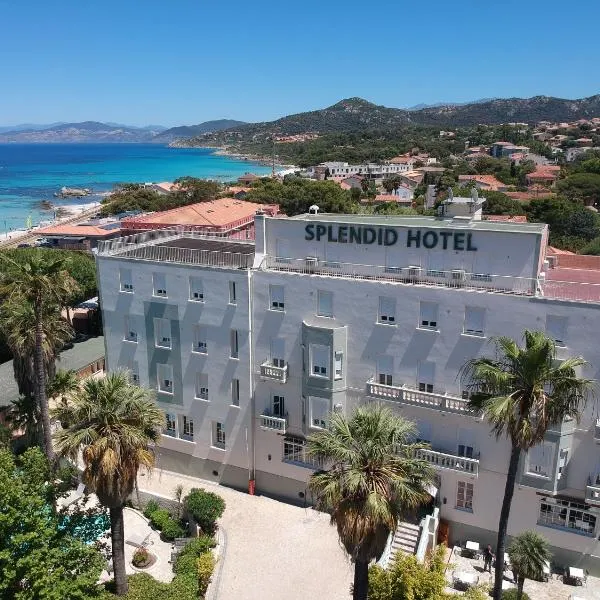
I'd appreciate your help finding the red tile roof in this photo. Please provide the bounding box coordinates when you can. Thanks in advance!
[37,224,120,237]
[483,215,528,223]
[458,174,506,190]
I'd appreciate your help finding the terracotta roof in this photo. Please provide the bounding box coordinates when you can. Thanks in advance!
[121,198,279,230]
[527,170,558,181]
[547,246,575,256]
[389,156,414,164]
[37,223,120,237]
[227,186,251,194]
[152,181,181,193]
[458,174,506,190]
[483,215,528,223]
[238,173,259,181]
[339,182,352,190]
[373,194,403,202]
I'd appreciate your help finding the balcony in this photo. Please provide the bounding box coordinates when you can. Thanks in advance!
[260,361,288,383]
[260,414,288,433]
[586,475,600,505]
[415,448,480,477]
[366,380,475,415]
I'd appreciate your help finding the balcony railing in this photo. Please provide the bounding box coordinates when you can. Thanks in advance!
[366,380,475,415]
[415,448,480,476]
[586,484,600,505]
[260,361,288,383]
[260,414,288,432]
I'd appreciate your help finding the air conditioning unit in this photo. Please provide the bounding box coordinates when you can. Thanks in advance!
[305,256,319,269]
[451,269,466,282]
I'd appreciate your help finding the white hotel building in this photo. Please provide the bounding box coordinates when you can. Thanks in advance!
[97,197,600,572]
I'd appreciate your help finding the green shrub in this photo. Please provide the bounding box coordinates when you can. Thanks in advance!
[132,548,150,567]
[149,508,171,530]
[501,590,531,600]
[197,551,215,596]
[464,585,490,600]
[143,500,159,519]
[160,517,185,541]
[184,488,225,534]
[174,535,216,575]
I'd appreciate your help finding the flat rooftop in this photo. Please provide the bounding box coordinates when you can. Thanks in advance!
[288,212,547,234]
[156,237,255,255]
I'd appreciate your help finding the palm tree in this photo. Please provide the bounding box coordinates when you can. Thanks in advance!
[53,372,165,596]
[307,404,435,600]
[508,530,551,600]
[47,369,80,409]
[5,395,40,447]
[461,330,592,600]
[0,253,77,463]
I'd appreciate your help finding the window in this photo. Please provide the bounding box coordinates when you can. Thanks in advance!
[275,238,291,263]
[229,281,237,304]
[415,420,432,444]
[309,396,330,429]
[195,373,208,401]
[417,361,435,393]
[271,338,285,368]
[193,325,207,353]
[317,290,333,318]
[154,318,171,349]
[526,442,554,478]
[231,379,240,406]
[124,316,138,343]
[378,297,396,324]
[463,306,485,336]
[419,301,438,329]
[546,315,567,346]
[157,364,173,394]
[457,428,476,458]
[273,394,285,417]
[213,422,226,449]
[270,285,285,311]
[377,355,393,386]
[334,352,343,380]
[230,329,239,358]
[165,413,176,436]
[153,273,167,297]
[456,481,474,511]
[129,361,139,385]
[538,499,596,535]
[310,344,329,377]
[182,416,194,441]
[189,277,204,301]
[120,268,133,292]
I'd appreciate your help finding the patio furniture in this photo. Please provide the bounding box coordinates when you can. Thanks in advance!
[452,570,478,591]
[463,540,481,559]
[126,531,149,548]
[564,567,586,586]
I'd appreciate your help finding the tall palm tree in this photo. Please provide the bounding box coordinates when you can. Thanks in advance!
[308,404,435,600]
[0,253,77,463]
[47,369,80,409]
[508,530,551,600]
[53,372,165,596]
[461,330,592,600]
[5,395,40,447]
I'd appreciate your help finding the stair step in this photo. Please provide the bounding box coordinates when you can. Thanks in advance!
[393,538,417,549]
[397,522,420,532]
[394,543,417,554]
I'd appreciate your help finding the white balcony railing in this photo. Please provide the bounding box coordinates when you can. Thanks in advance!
[366,380,475,415]
[260,414,287,432]
[260,362,288,383]
[415,448,480,476]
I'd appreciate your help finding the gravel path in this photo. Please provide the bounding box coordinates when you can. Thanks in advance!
[137,468,353,600]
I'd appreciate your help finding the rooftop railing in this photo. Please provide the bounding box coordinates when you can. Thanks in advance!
[415,448,480,476]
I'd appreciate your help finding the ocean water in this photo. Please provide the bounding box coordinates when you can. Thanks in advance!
[0,143,272,228]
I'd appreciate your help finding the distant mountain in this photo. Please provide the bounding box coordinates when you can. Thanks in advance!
[0,122,68,134]
[153,119,247,142]
[407,98,497,110]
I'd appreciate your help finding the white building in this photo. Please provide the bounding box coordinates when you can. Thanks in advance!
[308,161,412,180]
[97,198,600,573]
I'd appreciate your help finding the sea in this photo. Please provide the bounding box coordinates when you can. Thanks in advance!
[0,143,272,229]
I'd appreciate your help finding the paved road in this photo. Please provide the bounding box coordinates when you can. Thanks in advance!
[137,468,354,600]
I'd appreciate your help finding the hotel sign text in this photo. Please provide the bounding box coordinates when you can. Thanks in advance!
[305,224,477,251]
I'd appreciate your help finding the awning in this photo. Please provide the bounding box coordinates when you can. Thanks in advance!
[76,296,99,309]
[425,483,438,498]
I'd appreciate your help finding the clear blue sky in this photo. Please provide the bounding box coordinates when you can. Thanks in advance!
[1,0,599,127]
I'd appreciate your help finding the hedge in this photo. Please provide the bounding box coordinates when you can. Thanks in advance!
[183,488,225,534]
[146,507,186,541]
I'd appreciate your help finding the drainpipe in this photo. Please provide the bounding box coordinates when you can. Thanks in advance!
[247,267,256,494]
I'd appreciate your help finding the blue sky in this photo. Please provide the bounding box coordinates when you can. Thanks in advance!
[1,0,599,127]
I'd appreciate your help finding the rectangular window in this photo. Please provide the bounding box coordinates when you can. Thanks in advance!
[195,373,208,401]
[230,329,239,358]
[317,290,333,318]
[456,481,474,511]
[415,420,432,443]
[538,499,596,535]
[120,268,133,292]
[189,277,204,301]
[526,442,554,477]
[231,379,240,406]
[419,301,438,329]
[310,344,329,377]
[273,394,285,417]
[165,413,176,436]
[154,318,171,349]
[213,422,226,449]
[417,361,435,393]
[270,285,285,311]
[153,273,167,297]
[124,316,138,343]
[464,306,485,336]
[271,338,285,368]
[334,352,343,380]
[157,364,173,394]
[182,416,194,440]
[378,296,396,324]
[377,355,393,386]
[546,315,567,346]
[457,428,476,458]
[229,281,237,304]
[309,396,330,429]
[193,325,207,353]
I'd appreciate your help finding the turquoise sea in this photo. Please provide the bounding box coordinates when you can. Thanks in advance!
[0,143,272,228]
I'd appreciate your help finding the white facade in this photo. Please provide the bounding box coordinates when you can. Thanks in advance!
[97,210,600,573]
[308,161,411,178]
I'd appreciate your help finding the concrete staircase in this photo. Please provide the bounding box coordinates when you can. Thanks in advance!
[389,521,421,560]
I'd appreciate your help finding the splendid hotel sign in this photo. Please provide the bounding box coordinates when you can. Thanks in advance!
[305,224,478,251]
